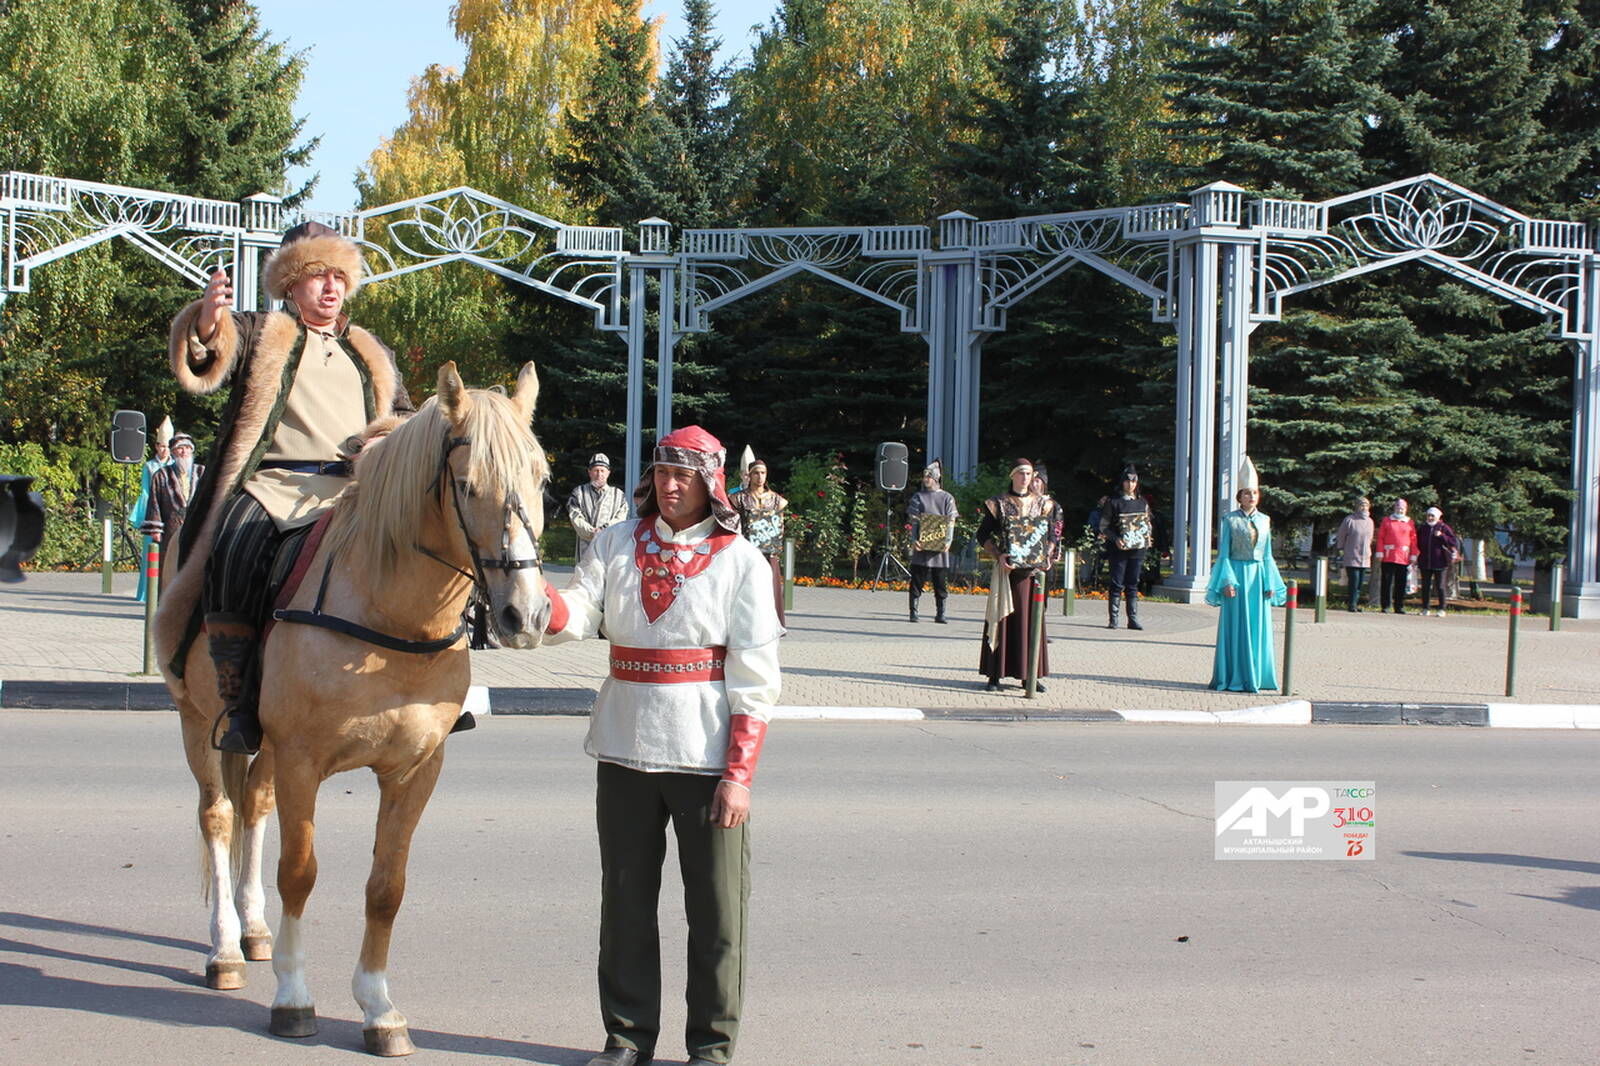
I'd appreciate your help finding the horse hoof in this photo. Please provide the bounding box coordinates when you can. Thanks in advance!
[364,1026,415,1057]
[241,934,273,960]
[205,960,246,990]
[270,1005,318,1038]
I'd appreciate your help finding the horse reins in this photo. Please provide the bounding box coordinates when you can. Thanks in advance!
[272,431,543,655]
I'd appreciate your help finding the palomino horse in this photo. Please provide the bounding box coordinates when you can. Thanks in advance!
[161,361,551,1056]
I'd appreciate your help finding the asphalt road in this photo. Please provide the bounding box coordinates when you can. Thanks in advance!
[2,712,1597,1065]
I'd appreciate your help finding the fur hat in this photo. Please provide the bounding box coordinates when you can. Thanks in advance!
[169,432,195,449]
[923,460,942,483]
[264,221,364,300]
[588,453,610,469]
[635,425,740,533]
[1120,463,1138,481]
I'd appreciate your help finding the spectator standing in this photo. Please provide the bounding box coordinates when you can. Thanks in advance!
[1099,465,1153,630]
[567,453,630,566]
[906,461,957,623]
[1334,497,1375,612]
[1375,498,1419,614]
[1415,506,1459,616]
[130,417,173,603]
[139,432,205,586]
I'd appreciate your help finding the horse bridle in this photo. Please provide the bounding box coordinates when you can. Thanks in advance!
[274,431,544,655]
[425,433,544,589]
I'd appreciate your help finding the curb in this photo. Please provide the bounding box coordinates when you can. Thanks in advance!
[3,680,1597,728]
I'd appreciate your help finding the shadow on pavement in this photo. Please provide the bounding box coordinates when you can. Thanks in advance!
[0,959,595,1062]
[0,912,207,953]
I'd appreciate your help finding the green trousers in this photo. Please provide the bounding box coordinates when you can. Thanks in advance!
[596,760,751,1064]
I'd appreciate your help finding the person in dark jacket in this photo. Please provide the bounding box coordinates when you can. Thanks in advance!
[1416,506,1460,617]
[1099,465,1153,630]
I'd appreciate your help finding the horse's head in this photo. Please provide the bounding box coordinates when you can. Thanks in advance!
[435,360,552,649]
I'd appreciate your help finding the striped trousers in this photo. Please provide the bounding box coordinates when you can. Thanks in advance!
[204,492,284,627]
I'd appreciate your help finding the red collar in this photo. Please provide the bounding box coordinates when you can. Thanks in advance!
[633,521,738,623]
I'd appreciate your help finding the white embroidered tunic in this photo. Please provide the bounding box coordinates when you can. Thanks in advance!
[548,515,783,774]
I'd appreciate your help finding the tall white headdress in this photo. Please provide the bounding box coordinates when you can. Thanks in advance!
[1237,455,1259,492]
[155,416,174,447]
[738,445,756,483]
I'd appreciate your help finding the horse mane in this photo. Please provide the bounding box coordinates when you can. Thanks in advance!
[327,389,548,580]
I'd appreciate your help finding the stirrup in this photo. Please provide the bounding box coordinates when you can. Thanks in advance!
[215,710,262,755]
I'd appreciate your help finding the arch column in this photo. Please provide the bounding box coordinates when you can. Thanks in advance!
[923,212,984,479]
[1567,253,1600,615]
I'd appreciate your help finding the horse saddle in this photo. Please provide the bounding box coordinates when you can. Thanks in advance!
[261,515,332,638]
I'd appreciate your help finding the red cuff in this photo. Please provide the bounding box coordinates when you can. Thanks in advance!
[544,583,569,634]
[722,715,768,789]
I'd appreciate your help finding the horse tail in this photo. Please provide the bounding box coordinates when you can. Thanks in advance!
[219,752,249,885]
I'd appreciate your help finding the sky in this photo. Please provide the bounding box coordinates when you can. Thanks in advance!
[253,0,778,215]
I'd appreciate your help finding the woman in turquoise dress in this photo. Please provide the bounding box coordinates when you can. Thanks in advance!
[1205,462,1287,692]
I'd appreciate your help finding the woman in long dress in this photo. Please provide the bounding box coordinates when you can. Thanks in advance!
[1205,459,1287,692]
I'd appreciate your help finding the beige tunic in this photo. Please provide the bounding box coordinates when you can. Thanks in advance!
[242,329,368,531]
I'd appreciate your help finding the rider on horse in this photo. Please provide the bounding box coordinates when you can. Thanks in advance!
[160,222,413,754]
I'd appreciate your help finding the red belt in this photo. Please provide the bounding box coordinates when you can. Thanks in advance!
[609,644,727,684]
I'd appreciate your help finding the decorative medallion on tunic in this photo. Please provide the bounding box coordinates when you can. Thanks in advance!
[742,499,785,555]
[915,513,952,553]
[1004,513,1051,569]
[633,521,739,623]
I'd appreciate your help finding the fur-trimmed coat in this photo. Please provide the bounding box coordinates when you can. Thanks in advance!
[154,301,412,684]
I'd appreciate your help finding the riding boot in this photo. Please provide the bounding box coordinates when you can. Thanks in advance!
[909,589,920,623]
[209,616,263,755]
[1126,588,1143,630]
[1107,590,1121,629]
[934,595,947,624]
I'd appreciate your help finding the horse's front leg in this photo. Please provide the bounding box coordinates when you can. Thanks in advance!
[270,758,322,1039]
[353,746,446,1057]
[237,747,276,961]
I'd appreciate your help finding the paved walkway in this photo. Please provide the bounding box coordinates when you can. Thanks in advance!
[3,570,1597,713]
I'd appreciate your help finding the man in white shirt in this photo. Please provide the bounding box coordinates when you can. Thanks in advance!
[543,425,781,1066]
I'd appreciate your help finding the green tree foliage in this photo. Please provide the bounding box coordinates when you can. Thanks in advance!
[0,0,309,541]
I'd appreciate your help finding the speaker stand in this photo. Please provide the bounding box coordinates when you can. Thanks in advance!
[870,492,911,591]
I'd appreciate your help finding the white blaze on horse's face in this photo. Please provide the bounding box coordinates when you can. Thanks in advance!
[435,360,552,649]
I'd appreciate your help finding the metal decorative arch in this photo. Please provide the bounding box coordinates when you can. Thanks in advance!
[4,169,1597,615]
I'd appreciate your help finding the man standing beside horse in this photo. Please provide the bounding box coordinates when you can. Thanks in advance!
[542,425,782,1066]
[157,221,412,754]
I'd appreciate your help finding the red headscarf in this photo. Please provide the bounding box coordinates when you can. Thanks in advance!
[633,425,740,533]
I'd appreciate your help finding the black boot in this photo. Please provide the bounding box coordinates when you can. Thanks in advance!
[934,596,948,624]
[1126,588,1143,630]
[209,617,262,755]
[909,590,920,622]
[1107,590,1121,629]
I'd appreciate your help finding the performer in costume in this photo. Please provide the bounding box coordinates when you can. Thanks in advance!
[732,454,788,626]
[130,417,173,603]
[139,432,205,588]
[567,452,630,566]
[1099,464,1153,630]
[1205,456,1288,692]
[542,425,781,1066]
[977,458,1051,692]
[156,221,413,754]
[906,460,957,623]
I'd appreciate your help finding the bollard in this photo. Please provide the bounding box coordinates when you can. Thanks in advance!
[1313,556,1328,624]
[1505,588,1521,697]
[141,537,160,674]
[1281,581,1298,697]
[1024,570,1046,699]
[1549,562,1563,631]
[1061,548,1076,616]
[102,515,114,594]
[782,538,795,614]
